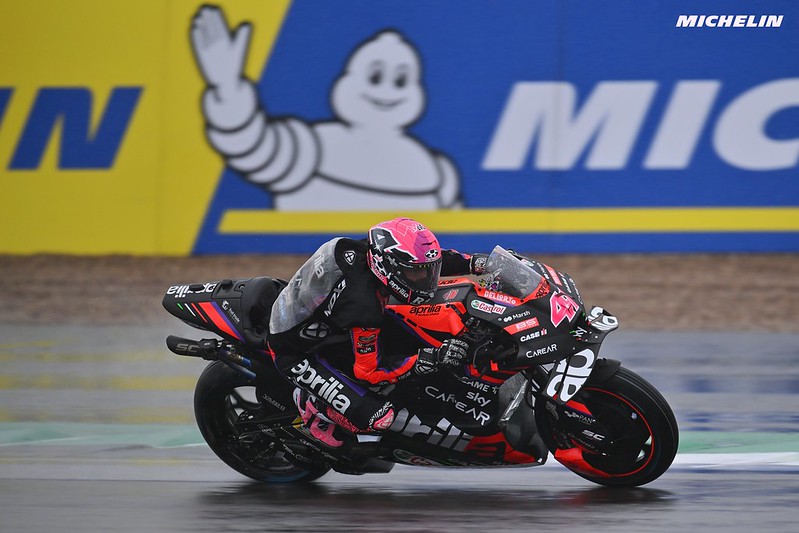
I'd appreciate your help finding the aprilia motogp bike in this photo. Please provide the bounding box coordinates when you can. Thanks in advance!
[162,247,678,487]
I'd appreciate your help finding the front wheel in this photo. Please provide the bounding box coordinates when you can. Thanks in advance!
[535,365,678,487]
[194,361,331,483]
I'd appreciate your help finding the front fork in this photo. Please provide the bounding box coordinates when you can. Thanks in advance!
[526,305,622,455]
[528,357,622,455]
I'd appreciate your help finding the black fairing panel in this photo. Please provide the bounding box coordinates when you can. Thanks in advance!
[162,277,285,345]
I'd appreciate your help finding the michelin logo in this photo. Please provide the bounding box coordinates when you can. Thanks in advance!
[190,5,461,211]
[676,14,783,28]
[483,78,799,172]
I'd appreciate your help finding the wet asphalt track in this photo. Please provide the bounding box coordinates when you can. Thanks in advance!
[1,323,799,532]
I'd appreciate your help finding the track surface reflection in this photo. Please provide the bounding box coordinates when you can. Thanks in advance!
[1,325,798,531]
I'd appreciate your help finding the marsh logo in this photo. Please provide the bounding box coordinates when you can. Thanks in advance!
[676,14,784,28]
[1,87,142,170]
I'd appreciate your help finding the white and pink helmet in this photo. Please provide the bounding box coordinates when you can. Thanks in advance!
[367,218,442,304]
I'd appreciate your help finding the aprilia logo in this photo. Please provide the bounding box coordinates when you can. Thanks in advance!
[167,282,216,299]
[289,359,352,413]
[546,348,596,402]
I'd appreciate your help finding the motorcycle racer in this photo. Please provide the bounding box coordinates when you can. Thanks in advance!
[268,218,487,447]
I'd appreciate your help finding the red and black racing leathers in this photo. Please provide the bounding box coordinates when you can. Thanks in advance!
[268,237,474,432]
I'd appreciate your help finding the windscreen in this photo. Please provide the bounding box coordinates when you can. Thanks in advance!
[483,246,544,299]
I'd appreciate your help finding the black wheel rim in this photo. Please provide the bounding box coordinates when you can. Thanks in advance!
[214,385,309,479]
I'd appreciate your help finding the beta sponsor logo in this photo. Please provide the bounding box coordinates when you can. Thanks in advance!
[525,343,558,358]
[505,317,539,334]
[289,359,352,413]
[520,328,548,342]
[482,290,519,306]
[410,304,442,316]
[676,14,783,28]
[167,282,216,299]
[470,299,506,315]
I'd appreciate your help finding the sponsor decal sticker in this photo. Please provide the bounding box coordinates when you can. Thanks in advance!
[300,322,330,340]
[525,343,558,358]
[410,304,442,316]
[289,359,352,413]
[443,288,460,301]
[483,290,519,306]
[520,328,547,342]
[470,299,506,315]
[504,317,539,334]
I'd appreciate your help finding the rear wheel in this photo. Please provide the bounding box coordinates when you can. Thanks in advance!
[535,366,678,487]
[194,361,330,483]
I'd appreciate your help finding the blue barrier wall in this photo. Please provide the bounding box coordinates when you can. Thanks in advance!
[190,0,799,253]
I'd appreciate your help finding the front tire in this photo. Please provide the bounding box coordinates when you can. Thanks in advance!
[535,365,678,487]
[194,361,330,483]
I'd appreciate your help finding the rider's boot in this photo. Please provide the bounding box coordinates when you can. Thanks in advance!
[323,402,394,433]
[293,388,354,448]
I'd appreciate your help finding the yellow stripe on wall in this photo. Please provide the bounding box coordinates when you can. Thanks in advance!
[219,207,799,234]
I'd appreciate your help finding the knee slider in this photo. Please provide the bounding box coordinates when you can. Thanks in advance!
[368,401,395,431]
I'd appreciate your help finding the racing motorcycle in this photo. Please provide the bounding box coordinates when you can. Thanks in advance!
[162,246,678,487]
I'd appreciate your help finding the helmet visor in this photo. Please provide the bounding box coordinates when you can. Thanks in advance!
[397,259,441,294]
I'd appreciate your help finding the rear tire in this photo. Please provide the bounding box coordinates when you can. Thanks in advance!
[194,361,330,483]
[535,366,678,487]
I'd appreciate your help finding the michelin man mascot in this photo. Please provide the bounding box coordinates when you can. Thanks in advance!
[190,6,462,210]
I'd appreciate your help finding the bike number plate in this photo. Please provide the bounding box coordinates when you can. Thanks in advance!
[545,348,596,402]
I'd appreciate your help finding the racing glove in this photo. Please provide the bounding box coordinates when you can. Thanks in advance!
[414,338,470,375]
